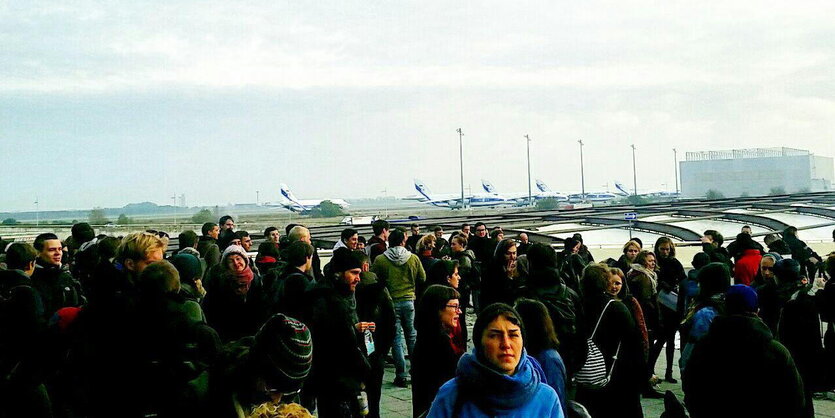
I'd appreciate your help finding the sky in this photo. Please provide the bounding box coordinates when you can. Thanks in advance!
[2,1,834,211]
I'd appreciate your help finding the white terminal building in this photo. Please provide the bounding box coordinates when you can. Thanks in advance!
[680,147,834,198]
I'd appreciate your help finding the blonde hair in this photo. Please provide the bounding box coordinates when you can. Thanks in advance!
[622,240,641,254]
[248,402,313,418]
[417,234,437,252]
[117,232,168,262]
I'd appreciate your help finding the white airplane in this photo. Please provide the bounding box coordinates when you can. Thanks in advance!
[414,179,514,208]
[565,182,621,203]
[614,182,680,199]
[480,179,569,204]
[277,184,350,213]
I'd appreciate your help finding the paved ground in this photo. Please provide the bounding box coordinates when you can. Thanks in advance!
[376,312,835,417]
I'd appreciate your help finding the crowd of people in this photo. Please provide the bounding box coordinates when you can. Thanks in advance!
[0,216,834,418]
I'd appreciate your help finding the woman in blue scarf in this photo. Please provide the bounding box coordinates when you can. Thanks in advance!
[427,303,563,417]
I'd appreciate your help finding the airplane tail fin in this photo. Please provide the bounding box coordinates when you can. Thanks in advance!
[614,181,630,196]
[280,183,306,211]
[481,179,496,194]
[414,179,433,201]
[535,179,551,193]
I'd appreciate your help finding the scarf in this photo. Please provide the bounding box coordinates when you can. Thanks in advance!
[455,348,545,415]
[630,263,658,292]
[231,267,255,296]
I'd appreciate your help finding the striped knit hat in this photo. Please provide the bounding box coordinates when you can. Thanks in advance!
[254,313,313,392]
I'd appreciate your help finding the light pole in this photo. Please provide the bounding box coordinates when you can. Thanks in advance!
[525,134,532,206]
[256,190,260,206]
[35,197,39,227]
[172,193,178,229]
[631,144,637,196]
[457,128,465,210]
[578,140,585,201]
[673,148,679,194]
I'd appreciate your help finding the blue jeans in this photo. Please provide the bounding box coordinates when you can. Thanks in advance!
[392,299,417,379]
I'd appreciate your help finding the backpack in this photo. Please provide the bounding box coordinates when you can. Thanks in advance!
[536,284,584,375]
[574,299,621,389]
[457,251,481,291]
[539,284,578,342]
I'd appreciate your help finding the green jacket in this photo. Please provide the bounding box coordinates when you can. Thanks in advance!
[371,247,426,302]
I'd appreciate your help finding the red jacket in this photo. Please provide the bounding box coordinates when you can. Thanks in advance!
[734,249,762,286]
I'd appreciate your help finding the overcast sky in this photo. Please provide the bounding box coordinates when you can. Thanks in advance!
[2,1,834,211]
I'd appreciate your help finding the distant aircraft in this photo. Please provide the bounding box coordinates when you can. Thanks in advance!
[414,179,513,208]
[614,181,680,199]
[480,179,569,204]
[277,184,350,213]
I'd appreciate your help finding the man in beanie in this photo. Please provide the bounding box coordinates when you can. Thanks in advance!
[170,252,206,303]
[684,284,805,417]
[304,247,372,417]
[209,313,313,417]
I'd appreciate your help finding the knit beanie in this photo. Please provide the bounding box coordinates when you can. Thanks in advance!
[253,313,313,393]
[762,252,783,262]
[222,245,250,267]
[774,258,802,284]
[330,247,362,273]
[725,284,758,315]
[697,262,731,298]
[170,253,203,282]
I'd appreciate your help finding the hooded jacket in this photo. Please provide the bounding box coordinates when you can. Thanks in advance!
[370,246,426,302]
[684,314,805,418]
[733,249,763,286]
[427,349,563,417]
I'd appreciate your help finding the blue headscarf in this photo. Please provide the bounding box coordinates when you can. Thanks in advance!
[454,348,546,414]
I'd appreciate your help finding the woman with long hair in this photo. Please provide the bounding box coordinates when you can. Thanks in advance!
[575,264,644,418]
[515,299,568,417]
[479,239,520,309]
[412,285,465,417]
[626,250,664,397]
[652,237,685,383]
[614,240,641,276]
[608,267,650,364]
[427,303,563,417]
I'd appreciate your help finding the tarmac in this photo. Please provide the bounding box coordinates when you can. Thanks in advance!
[376,312,835,418]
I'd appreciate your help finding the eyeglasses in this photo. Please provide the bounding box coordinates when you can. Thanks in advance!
[761,266,774,271]
[445,304,462,312]
[264,387,301,396]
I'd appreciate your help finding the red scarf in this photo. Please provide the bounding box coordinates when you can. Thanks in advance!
[449,323,467,357]
[231,267,255,296]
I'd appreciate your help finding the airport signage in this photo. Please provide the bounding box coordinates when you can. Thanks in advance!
[624,212,638,220]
